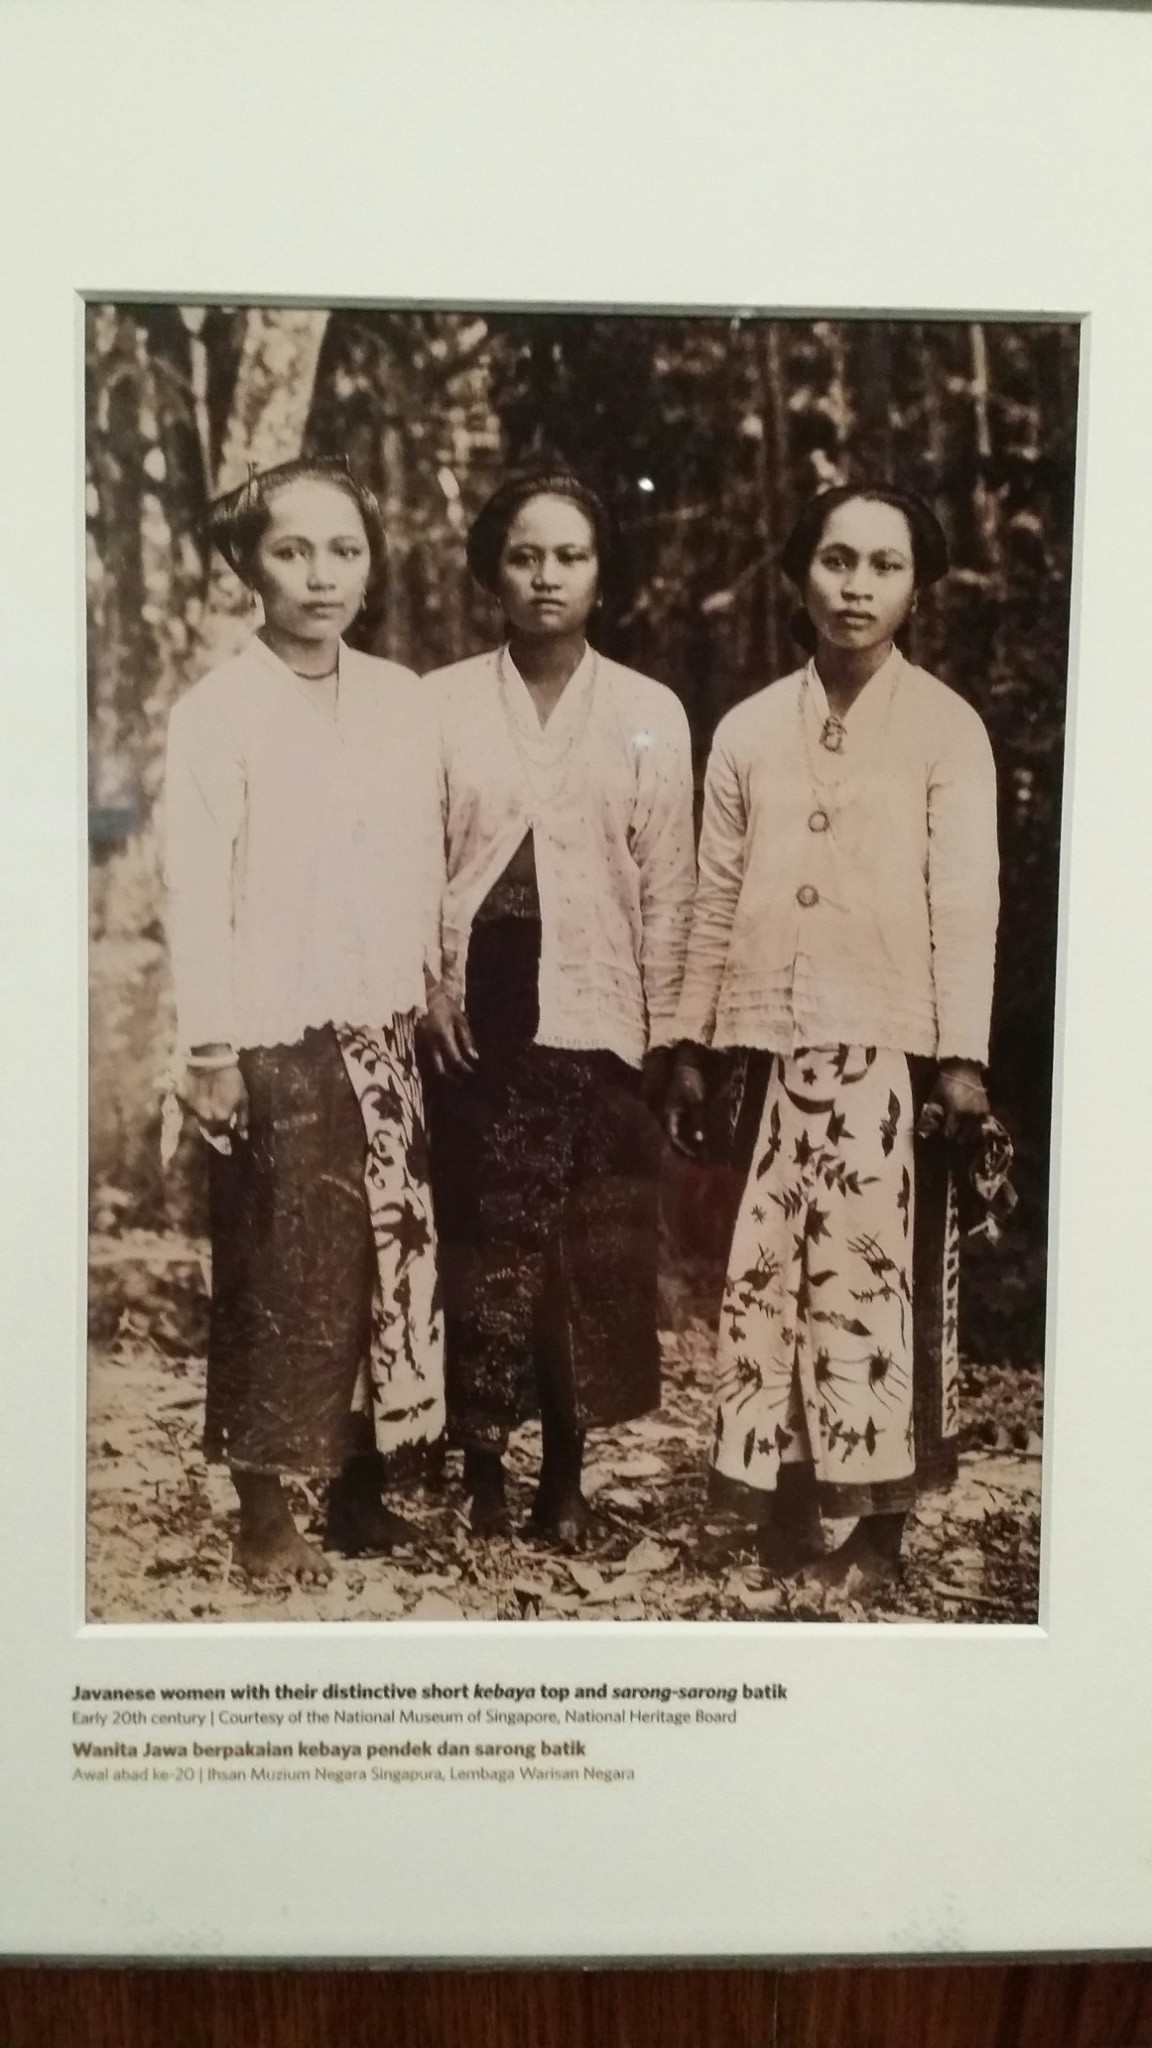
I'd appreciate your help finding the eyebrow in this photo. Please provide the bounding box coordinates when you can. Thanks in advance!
[267,529,366,543]
[507,537,593,549]
[819,540,911,557]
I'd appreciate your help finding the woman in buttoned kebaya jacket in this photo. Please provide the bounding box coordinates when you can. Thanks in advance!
[666,483,999,1584]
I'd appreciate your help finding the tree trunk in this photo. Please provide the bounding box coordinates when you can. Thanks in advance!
[969,320,1001,570]
[90,306,330,1214]
[852,322,894,477]
[757,320,791,684]
[378,413,412,664]
[196,307,331,662]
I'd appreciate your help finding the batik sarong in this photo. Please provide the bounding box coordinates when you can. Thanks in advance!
[428,905,661,1455]
[338,1017,445,1456]
[712,1045,919,1517]
[205,1018,443,1476]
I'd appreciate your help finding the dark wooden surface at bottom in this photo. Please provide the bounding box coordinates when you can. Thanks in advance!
[1,1964,1150,2048]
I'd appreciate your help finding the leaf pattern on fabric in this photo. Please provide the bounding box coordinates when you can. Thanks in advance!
[337,1016,445,1454]
[754,1100,783,1178]
[880,1090,901,1156]
[941,1177,962,1435]
[712,1046,917,1506]
[811,1309,873,1337]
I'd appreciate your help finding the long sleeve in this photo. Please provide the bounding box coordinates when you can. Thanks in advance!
[672,725,749,1047]
[163,690,246,1051]
[630,695,697,1047]
[421,688,448,993]
[926,707,999,1062]
[429,650,711,1068]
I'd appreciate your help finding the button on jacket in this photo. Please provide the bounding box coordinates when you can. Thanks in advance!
[426,646,697,1068]
[164,636,443,1053]
[673,651,999,1064]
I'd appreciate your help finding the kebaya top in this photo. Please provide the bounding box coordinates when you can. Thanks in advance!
[672,650,999,1063]
[425,643,697,1068]
[164,634,441,1053]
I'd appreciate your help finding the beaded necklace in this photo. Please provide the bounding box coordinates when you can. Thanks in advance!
[797,655,902,838]
[496,642,600,826]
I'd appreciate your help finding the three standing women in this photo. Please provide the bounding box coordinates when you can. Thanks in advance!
[167,456,999,1588]
[421,469,696,1543]
[165,458,444,1579]
[666,484,999,1582]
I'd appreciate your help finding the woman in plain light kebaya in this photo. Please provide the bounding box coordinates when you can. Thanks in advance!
[421,467,696,1545]
[666,484,1001,1583]
[164,458,444,1581]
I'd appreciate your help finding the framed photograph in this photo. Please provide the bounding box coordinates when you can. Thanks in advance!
[85,295,1061,1635]
[1,0,1150,1967]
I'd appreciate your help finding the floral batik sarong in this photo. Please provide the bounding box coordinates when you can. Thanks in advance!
[337,1016,445,1456]
[205,1019,443,1475]
[712,1045,918,1518]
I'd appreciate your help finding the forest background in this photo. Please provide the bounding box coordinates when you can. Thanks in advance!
[87,303,1079,1374]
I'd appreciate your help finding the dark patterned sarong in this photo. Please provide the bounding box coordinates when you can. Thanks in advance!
[205,1020,442,1476]
[428,910,661,1454]
[907,1059,961,1491]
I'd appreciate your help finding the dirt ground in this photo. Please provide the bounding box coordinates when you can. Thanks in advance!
[87,1228,1042,1627]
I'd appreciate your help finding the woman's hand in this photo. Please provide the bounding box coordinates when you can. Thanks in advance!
[178,1058,249,1141]
[920,1059,990,1141]
[664,1047,708,1157]
[420,987,479,1078]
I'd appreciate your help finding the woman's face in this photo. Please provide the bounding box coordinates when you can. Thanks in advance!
[250,479,372,643]
[803,497,917,654]
[495,493,599,638]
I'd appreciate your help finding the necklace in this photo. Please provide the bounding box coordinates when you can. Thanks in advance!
[797,658,901,836]
[259,631,340,684]
[290,655,340,725]
[496,643,599,823]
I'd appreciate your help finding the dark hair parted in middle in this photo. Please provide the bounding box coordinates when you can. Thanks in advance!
[466,466,611,594]
[780,482,950,594]
[206,456,388,592]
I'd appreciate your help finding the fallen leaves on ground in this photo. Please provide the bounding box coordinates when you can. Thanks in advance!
[85,1229,1043,1627]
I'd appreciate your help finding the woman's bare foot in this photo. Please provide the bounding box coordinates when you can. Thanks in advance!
[325,1456,418,1557]
[463,1448,511,1538]
[531,1408,589,1547]
[755,1518,815,1576]
[232,1471,333,1584]
[800,1513,905,1591]
[378,1436,447,1497]
[420,1435,449,1494]
[528,1482,592,1551]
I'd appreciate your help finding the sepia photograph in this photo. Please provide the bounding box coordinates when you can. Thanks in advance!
[6,0,1147,1975]
[85,301,1077,1627]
